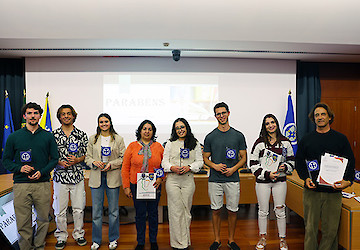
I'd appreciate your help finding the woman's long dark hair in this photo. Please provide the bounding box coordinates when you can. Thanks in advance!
[136,120,157,141]
[94,113,117,144]
[259,114,283,146]
[170,118,197,150]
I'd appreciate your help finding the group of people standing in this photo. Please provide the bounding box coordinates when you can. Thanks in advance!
[2,100,355,250]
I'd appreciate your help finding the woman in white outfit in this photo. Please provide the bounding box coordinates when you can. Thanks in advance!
[249,114,295,250]
[162,118,203,250]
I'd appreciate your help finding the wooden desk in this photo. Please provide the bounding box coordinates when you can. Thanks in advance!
[286,171,360,250]
[84,171,257,207]
[0,171,256,206]
[0,174,14,197]
[0,171,256,225]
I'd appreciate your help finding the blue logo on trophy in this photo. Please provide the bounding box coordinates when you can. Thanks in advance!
[226,148,236,159]
[20,151,32,163]
[355,170,360,182]
[307,160,319,171]
[149,173,155,180]
[68,143,78,153]
[180,148,190,159]
[101,146,111,157]
[155,168,164,178]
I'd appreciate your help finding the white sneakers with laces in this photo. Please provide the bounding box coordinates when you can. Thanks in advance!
[109,240,118,250]
[255,237,266,250]
[280,238,288,250]
[91,242,100,250]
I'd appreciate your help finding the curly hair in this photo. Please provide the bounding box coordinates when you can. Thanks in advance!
[56,104,78,123]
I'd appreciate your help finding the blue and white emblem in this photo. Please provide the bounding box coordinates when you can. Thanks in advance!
[282,147,287,157]
[355,170,360,182]
[306,160,319,172]
[226,148,236,159]
[20,151,32,163]
[180,148,190,159]
[283,123,297,145]
[155,168,164,178]
[101,146,111,156]
[68,143,78,153]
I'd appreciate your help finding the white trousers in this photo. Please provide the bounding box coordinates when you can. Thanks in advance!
[166,173,195,249]
[53,180,86,241]
[255,181,287,238]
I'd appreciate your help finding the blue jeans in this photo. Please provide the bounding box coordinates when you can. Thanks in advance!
[91,172,120,244]
[130,183,161,245]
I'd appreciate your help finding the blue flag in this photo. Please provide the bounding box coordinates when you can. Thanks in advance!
[282,93,297,154]
[2,93,14,157]
[40,94,52,132]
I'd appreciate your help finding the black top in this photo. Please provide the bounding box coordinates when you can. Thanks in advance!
[295,129,355,193]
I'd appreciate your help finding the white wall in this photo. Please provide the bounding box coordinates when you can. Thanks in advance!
[26,57,296,152]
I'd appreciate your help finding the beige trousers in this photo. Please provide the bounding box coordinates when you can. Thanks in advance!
[166,173,195,249]
[13,182,51,250]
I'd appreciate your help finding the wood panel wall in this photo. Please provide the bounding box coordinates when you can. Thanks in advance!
[320,63,360,170]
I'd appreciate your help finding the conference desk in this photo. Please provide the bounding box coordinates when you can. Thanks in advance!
[0,171,257,208]
[286,171,360,250]
[0,172,257,226]
[83,171,258,207]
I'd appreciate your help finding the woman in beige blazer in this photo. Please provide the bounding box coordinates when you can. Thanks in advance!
[85,113,126,250]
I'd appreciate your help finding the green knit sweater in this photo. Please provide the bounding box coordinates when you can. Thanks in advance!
[2,127,59,183]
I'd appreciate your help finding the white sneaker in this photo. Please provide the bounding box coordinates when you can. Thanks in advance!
[280,238,288,250]
[255,237,266,250]
[109,240,118,250]
[91,242,100,250]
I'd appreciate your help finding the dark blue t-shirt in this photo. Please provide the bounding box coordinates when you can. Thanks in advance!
[204,127,247,183]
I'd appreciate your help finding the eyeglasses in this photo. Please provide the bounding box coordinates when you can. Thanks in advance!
[215,111,228,117]
[175,125,185,131]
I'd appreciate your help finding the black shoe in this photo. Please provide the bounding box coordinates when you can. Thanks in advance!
[135,245,145,250]
[227,241,240,250]
[75,237,87,246]
[151,242,159,250]
[55,240,66,250]
[210,241,221,250]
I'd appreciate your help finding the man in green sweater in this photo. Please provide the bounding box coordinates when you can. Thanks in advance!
[2,102,59,250]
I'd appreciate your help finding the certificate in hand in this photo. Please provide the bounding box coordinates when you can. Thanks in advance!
[136,173,156,199]
[260,149,281,172]
[317,153,348,186]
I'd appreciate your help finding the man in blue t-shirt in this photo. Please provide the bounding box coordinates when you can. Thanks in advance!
[203,102,247,250]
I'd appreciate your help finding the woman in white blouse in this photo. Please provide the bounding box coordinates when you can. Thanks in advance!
[162,118,203,250]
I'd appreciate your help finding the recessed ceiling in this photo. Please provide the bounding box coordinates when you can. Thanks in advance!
[1,0,360,62]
